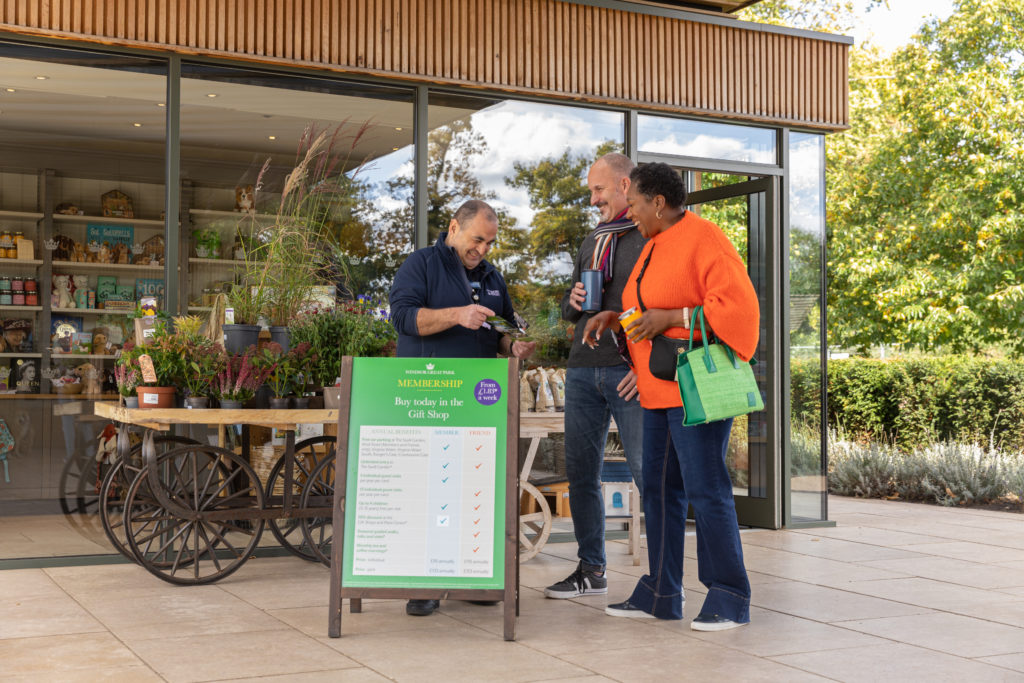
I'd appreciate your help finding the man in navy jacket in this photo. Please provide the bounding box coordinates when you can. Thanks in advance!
[389,199,535,616]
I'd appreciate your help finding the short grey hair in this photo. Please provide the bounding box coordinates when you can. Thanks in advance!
[594,152,635,179]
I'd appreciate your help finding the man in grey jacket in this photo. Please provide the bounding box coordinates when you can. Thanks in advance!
[544,152,646,599]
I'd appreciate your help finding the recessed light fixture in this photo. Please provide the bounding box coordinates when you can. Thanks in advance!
[392,147,399,151]
[268,135,276,140]
[4,88,14,93]
[133,122,142,127]
[206,93,218,98]
[35,75,48,80]
[395,127,403,131]
[157,102,165,107]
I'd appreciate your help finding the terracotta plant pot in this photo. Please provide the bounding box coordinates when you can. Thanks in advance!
[136,386,176,409]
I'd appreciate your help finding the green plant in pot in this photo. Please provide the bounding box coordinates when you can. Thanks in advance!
[133,323,189,409]
[175,315,226,408]
[252,341,293,407]
[289,342,317,408]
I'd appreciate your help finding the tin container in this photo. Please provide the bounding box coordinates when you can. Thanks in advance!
[618,306,642,333]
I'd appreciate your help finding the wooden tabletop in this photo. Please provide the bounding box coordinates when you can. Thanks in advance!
[94,401,338,431]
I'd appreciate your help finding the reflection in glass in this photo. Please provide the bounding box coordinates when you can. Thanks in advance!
[639,114,776,164]
[180,64,415,301]
[788,132,826,523]
[413,94,624,363]
[0,42,167,558]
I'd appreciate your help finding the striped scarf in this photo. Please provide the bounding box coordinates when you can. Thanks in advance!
[588,209,637,282]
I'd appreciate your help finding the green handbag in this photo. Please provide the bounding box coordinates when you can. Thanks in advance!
[676,306,764,426]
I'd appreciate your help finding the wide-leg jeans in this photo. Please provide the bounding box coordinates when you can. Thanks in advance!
[627,407,750,622]
[564,364,644,568]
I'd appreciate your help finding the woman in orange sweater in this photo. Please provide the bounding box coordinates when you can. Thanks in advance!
[582,162,758,630]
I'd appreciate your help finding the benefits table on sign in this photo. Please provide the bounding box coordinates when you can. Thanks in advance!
[351,425,496,578]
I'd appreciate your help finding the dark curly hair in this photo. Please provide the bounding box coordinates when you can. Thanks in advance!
[629,162,688,209]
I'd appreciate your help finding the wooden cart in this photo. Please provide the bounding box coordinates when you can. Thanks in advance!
[94,404,581,583]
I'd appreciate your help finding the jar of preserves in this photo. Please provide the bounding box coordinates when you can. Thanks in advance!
[13,231,23,245]
[25,291,38,306]
[11,291,24,306]
[0,231,11,258]
[23,277,36,292]
[10,277,23,292]
[0,276,10,291]
[0,292,12,305]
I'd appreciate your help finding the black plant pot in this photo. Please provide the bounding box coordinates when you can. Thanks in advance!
[223,324,261,355]
[185,396,209,409]
[269,326,290,353]
[269,397,291,409]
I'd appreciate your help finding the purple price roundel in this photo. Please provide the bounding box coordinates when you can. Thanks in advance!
[474,379,501,406]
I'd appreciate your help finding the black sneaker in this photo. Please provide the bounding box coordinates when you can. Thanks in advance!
[690,613,746,631]
[604,599,655,618]
[406,599,440,616]
[544,561,608,599]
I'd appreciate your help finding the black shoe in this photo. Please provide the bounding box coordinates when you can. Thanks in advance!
[690,612,746,631]
[544,561,608,599]
[406,599,440,616]
[604,599,655,618]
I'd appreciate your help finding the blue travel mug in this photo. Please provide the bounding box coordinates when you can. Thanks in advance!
[581,269,603,312]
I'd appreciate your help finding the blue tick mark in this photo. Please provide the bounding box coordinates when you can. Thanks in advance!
[441,503,448,510]
[442,462,449,469]
[442,477,449,483]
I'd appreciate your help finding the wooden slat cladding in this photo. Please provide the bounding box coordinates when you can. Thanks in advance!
[0,0,849,130]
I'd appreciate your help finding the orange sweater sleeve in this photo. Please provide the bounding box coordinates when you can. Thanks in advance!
[699,250,759,361]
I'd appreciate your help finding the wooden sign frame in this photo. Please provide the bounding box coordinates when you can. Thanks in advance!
[328,356,520,641]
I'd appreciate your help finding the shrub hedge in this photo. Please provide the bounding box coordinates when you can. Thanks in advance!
[791,357,1024,453]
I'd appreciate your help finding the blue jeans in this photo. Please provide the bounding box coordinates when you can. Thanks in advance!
[564,364,644,568]
[627,408,750,622]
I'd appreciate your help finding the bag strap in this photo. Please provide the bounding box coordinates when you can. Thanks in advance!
[634,244,654,312]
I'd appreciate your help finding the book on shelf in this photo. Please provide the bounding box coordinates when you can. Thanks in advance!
[10,357,40,394]
[51,315,83,354]
[0,318,33,354]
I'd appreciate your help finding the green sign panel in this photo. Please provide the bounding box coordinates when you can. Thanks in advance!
[342,357,510,589]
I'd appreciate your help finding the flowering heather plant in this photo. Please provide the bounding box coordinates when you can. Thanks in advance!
[214,348,271,403]
[113,363,141,398]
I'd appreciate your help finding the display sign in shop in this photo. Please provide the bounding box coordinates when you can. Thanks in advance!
[342,357,509,590]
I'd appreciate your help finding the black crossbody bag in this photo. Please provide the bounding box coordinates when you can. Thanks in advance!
[635,245,689,382]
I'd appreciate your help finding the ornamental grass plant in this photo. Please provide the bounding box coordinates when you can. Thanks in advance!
[232,122,371,327]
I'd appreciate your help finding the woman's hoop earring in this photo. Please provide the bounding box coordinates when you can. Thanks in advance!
[656,210,663,219]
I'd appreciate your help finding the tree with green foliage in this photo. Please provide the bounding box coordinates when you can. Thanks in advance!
[745,0,1024,356]
[826,0,1024,354]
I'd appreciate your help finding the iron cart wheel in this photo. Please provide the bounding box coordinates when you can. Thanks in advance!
[122,444,265,585]
[99,435,201,562]
[264,435,337,561]
[298,453,335,567]
[519,481,553,561]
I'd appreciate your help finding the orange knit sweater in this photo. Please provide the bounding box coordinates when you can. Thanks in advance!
[621,211,760,410]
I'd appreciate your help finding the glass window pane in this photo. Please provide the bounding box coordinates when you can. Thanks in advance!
[421,94,624,362]
[180,64,414,303]
[638,114,776,164]
[0,41,167,559]
[788,132,826,523]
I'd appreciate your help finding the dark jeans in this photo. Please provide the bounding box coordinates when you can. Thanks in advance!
[627,407,750,622]
[564,364,644,568]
